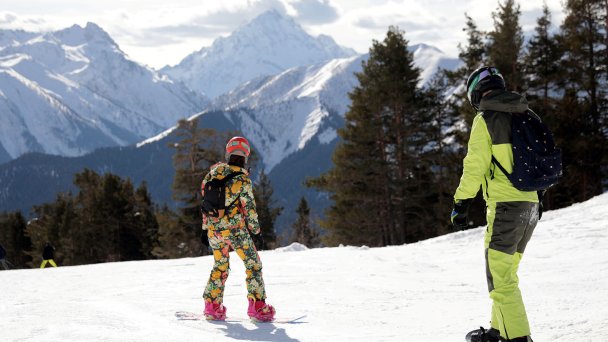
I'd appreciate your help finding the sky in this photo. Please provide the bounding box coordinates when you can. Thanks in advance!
[0,0,566,69]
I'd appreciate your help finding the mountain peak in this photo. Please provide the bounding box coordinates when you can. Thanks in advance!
[84,22,105,34]
[53,22,115,47]
[232,9,305,42]
[254,8,286,21]
[410,43,443,54]
[163,10,357,98]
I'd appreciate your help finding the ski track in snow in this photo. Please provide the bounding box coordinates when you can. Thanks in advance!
[1,193,607,341]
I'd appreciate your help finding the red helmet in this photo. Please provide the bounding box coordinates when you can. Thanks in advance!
[225,136,251,162]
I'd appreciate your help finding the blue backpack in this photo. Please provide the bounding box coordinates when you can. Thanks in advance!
[492,110,562,191]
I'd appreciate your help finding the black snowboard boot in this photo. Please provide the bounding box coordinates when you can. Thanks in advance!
[465,326,501,342]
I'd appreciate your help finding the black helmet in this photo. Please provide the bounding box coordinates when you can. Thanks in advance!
[466,66,505,109]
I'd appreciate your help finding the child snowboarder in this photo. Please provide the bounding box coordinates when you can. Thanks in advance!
[200,136,275,322]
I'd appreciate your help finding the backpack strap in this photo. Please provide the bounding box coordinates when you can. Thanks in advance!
[221,171,244,211]
[491,155,510,178]
[217,171,244,186]
[487,109,518,179]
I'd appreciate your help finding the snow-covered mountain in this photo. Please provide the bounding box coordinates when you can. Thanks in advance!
[162,10,358,99]
[0,14,461,232]
[0,29,37,47]
[211,55,361,171]
[134,42,461,231]
[1,193,606,341]
[189,43,460,172]
[0,23,208,162]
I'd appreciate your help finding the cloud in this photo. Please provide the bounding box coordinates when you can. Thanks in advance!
[289,0,339,24]
[355,16,431,32]
[121,0,290,47]
[0,11,52,31]
[0,12,18,25]
[147,23,228,40]
[0,11,60,32]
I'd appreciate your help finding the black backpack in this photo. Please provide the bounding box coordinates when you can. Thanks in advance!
[201,172,244,218]
[492,110,562,191]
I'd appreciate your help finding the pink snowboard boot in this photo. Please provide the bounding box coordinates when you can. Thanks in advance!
[247,298,276,322]
[204,301,227,320]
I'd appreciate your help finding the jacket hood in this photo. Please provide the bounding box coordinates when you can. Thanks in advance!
[478,90,529,113]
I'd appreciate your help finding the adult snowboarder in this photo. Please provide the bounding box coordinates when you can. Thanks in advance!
[200,136,275,322]
[0,243,9,270]
[40,242,57,268]
[452,67,540,342]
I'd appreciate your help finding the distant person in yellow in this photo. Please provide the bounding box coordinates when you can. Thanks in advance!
[40,242,57,268]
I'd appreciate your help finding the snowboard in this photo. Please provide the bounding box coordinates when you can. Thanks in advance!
[175,311,306,324]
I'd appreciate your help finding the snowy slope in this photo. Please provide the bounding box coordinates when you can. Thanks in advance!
[162,10,357,99]
[1,193,606,342]
[0,23,207,160]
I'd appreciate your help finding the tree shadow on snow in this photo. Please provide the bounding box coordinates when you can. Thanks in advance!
[209,321,300,342]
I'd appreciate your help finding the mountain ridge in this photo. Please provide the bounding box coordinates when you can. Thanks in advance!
[0,12,461,234]
[0,42,459,232]
[0,23,208,162]
[162,9,357,98]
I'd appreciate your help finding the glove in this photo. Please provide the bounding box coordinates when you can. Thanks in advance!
[451,198,473,230]
[200,231,210,247]
[251,233,264,250]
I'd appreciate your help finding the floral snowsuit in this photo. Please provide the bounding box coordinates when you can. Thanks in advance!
[201,163,266,303]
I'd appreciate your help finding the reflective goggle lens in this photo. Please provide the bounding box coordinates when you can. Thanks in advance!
[467,68,503,99]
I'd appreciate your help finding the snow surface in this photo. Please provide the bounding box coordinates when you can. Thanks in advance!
[1,193,607,341]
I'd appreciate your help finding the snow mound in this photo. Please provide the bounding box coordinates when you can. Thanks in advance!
[275,242,309,252]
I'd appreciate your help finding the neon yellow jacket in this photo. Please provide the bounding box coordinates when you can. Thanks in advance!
[454,90,538,203]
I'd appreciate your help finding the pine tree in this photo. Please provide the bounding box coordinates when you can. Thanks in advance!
[152,205,187,259]
[0,211,31,268]
[552,0,607,204]
[458,13,487,73]
[253,170,281,250]
[26,170,161,266]
[422,72,469,234]
[290,197,319,248]
[170,118,224,257]
[132,182,159,259]
[487,0,524,91]
[101,173,133,261]
[523,2,562,117]
[171,118,223,225]
[522,2,565,209]
[309,27,437,246]
[27,192,78,266]
[446,13,487,125]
